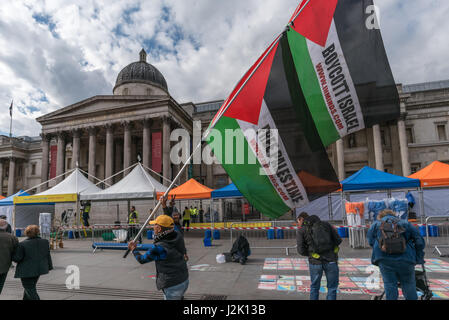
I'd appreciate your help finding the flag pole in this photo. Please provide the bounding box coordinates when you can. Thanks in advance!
[123,0,312,258]
[9,100,13,138]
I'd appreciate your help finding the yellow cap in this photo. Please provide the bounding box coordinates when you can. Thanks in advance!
[149,215,174,228]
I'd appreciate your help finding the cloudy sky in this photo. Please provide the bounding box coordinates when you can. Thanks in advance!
[1,0,448,137]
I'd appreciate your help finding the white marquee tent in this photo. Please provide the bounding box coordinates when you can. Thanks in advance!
[80,163,168,201]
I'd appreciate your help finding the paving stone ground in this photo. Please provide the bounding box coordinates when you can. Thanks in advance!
[1,233,448,300]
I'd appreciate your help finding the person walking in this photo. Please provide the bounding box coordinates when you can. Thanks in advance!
[367,209,425,300]
[0,219,18,294]
[182,207,191,232]
[12,225,53,300]
[161,195,177,217]
[296,212,342,300]
[128,215,189,300]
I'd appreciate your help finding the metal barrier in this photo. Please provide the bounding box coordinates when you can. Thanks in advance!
[229,221,298,256]
[348,226,368,249]
[90,224,151,253]
[425,216,449,257]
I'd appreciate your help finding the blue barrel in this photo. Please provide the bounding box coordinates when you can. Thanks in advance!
[337,227,348,238]
[205,230,212,239]
[68,230,74,239]
[419,225,427,237]
[276,229,284,239]
[267,229,275,240]
[213,230,220,240]
[203,237,212,247]
[429,225,439,237]
[15,229,22,237]
[434,225,439,237]
[147,230,154,240]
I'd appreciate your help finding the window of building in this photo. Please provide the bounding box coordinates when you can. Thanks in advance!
[348,134,357,148]
[381,130,386,146]
[406,128,414,144]
[31,163,36,175]
[437,124,447,141]
[411,164,421,174]
[67,158,72,170]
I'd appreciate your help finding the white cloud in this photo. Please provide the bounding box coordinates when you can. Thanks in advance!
[0,0,448,137]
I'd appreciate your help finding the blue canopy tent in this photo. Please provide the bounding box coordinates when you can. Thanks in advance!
[339,166,422,224]
[341,166,420,191]
[0,190,30,228]
[211,183,243,199]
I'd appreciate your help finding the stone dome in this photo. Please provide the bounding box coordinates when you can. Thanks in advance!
[114,49,168,92]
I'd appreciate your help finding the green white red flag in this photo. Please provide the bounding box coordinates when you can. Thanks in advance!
[207,0,400,219]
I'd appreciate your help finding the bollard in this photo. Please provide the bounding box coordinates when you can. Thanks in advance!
[338,227,348,238]
[147,230,154,240]
[205,230,212,239]
[68,230,74,239]
[213,230,220,240]
[15,229,22,237]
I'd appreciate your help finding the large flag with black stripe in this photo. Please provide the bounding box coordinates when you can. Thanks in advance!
[207,0,400,218]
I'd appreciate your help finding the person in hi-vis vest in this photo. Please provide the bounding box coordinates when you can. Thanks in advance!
[127,206,141,243]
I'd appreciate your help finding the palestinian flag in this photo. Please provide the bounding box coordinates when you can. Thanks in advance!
[207,0,400,219]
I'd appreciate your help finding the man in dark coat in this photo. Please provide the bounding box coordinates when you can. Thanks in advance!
[128,215,189,300]
[0,219,18,294]
[12,225,53,300]
[296,212,342,300]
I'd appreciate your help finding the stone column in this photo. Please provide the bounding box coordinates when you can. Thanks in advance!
[40,134,51,191]
[114,138,123,183]
[373,124,384,171]
[7,157,16,196]
[71,129,81,169]
[56,132,66,183]
[105,124,114,184]
[398,116,411,176]
[0,160,4,195]
[123,122,132,176]
[88,127,97,182]
[162,117,171,186]
[336,139,345,181]
[142,119,152,170]
[206,164,213,188]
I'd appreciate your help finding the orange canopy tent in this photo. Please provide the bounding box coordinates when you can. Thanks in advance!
[156,178,214,200]
[0,195,4,200]
[297,170,341,194]
[408,161,449,187]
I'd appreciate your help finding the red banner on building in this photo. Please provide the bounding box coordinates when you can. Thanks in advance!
[50,145,57,179]
[152,132,162,173]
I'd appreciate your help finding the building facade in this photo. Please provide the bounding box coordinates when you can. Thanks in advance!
[1,50,449,198]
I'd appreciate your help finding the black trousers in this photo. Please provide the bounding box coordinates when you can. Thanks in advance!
[0,272,7,295]
[21,277,40,300]
[182,220,190,231]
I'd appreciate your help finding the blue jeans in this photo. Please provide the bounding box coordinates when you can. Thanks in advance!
[379,261,417,300]
[309,262,339,300]
[162,279,189,300]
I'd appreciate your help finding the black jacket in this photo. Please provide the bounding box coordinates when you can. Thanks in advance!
[0,230,18,274]
[296,215,342,264]
[12,237,53,278]
[154,231,188,290]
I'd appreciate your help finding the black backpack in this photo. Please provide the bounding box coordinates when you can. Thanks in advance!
[306,221,335,254]
[379,220,407,255]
